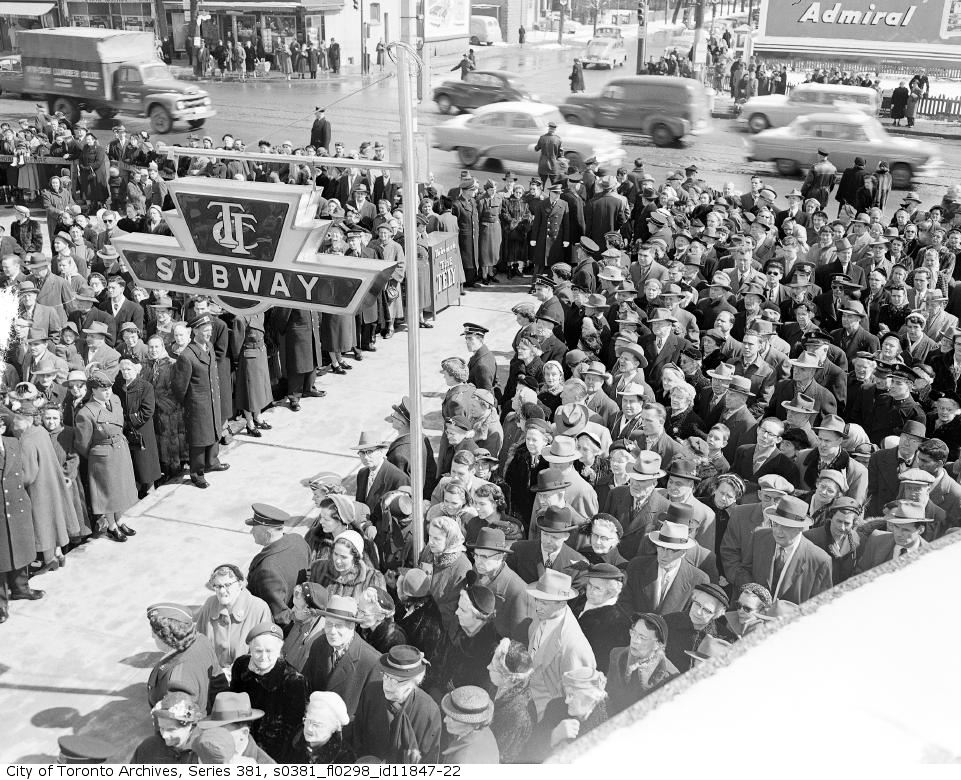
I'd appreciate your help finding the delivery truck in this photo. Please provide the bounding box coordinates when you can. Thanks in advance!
[17,27,215,134]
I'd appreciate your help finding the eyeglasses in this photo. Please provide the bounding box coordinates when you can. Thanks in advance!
[689,599,716,614]
[211,580,239,591]
[737,601,758,612]
[591,532,618,543]
[629,628,655,640]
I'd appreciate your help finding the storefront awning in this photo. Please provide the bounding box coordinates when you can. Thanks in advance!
[0,2,54,15]
[192,1,300,8]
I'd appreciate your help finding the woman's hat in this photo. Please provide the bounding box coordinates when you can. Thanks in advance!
[397,567,431,600]
[379,645,430,679]
[245,622,283,644]
[466,584,496,616]
[306,691,349,728]
[633,612,668,644]
[146,602,193,623]
[318,594,362,623]
[326,493,358,525]
[197,692,264,729]
[647,520,695,550]
[527,569,578,601]
[334,529,364,559]
[441,685,494,725]
[755,600,801,622]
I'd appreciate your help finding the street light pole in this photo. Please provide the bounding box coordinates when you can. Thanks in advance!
[360,0,367,74]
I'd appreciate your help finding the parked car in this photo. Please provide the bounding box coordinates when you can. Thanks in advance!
[739,82,880,133]
[583,36,627,68]
[745,111,941,189]
[432,100,625,170]
[0,55,23,96]
[432,70,536,114]
[560,75,712,146]
[470,15,503,45]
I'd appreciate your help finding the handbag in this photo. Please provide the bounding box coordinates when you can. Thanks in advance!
[124,427,145,450]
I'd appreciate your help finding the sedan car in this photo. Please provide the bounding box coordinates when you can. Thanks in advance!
[432,101,625,170]
[0,55,24,96]
[745,111,941,189]
[738,82,879,133]
[432,70,535,115]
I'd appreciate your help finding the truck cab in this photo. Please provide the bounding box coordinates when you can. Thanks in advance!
[110,62,213,132]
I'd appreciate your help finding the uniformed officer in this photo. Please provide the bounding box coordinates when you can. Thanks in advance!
[534,121,563,185]
[801,148,838,210]
[246,503,310,629]
[462,322,497,392]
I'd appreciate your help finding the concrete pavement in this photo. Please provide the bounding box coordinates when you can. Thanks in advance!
[0,280,528,763]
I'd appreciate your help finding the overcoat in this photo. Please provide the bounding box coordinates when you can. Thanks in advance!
[47,425,92,537]
[452,193,480,275]
[302,633,382,720]
[231,313,272,413]
[352,682,442,763]
[19,424,77,547]
[172,342,222,448]
[247,533,311,627]
[0,436,35,574]
[115,375,162,485]
[605,647,678,716]
[146,633,222,711]
[73,395,139,514]
[230,656,307,762]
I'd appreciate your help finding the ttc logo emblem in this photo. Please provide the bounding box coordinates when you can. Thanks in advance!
[210,201,258,255]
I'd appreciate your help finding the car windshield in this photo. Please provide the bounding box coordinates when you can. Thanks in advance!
[140,63,173,82]
[586,40,610,55]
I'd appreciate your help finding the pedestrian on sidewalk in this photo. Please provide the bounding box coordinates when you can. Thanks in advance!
[519,25,526,44]
[376,40,386,72]
[452,53,473,80]
[329,38,341,74]
[307,40,319,78]
[905,82,923,128]
[568,59,585,94]
[276,40,292,80]
[890,80,908,126]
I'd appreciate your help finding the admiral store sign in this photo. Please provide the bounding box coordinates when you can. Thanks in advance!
[111,178,397,316]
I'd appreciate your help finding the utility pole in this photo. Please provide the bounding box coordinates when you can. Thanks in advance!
[558,0,567,44]
[635,0,647,74]
[360,0,368,74]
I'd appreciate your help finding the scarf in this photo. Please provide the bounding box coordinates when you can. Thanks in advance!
[387,696,422,763]
[432,550,462,570]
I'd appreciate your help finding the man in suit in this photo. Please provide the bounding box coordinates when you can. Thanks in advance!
[831,300,879,364]
[922,289,958,343]
[815,238,866,291]
[469,528,532,642]
[854,499,931,574]
[766,351,837,423]
[719,474,793,589]
[796,414,868,503]
[618,520,709,615]
[913,438,961,533]
[245,504,310,628]
[462,322,496,392]
[655,456,716,552]
[506,506,587,586]
[802,332,848,413]
[732,330,777,413]
[302,594,382,721]
[81,321,121,381]
[643,308,684,396]
[99,275,144,336]
[603,452,671,559]
[352,431,409,544]
[864,421,926,516]
[630,402,685,467]
[749,495,833,604]
[582,361,619,428]
[730,417,800,495]
[713,375,757,463]
[632,501,719,581]
[19,280,65,340]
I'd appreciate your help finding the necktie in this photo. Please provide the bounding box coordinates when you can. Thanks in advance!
[898,547,909,557]
[772,545,786,590]
[657,569,670,609]
[545,554,555,569]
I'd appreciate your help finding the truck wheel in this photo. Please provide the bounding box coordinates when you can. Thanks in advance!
[150,106,173,134]
[890,163,912,189]
[96,107,119,120]
[188,119,206,129]
[51,97,80,124]
[651,124,675,146]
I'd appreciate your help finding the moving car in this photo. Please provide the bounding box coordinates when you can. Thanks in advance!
[560,76,712,146]
[432,100,625,169]
[432,70,536,114]
[583,36,627,68]
[739,82,880,133]
[745,111,941,189]
[0,55,24,95]
[470,15,503,45]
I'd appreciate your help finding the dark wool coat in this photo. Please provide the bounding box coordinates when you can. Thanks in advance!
[395,598,445,687]
[0,436,34,573]
[302,633,382,721]
[452,193,480,274]
[358,619,408,655]
[247,533,311,628]
[172,342,222,447]
[115,375,162,485]
[605,647,679,716]
[73,396,139,515]
[577,604,630,675]
[146,634,223,712]
[435,619,500,694]
[352,682,442,764]
[526,697,608,762]
[490,685,537,764]
[230,656,307,762]
[211,316,233,423]
[275,307,323,375]
[285,729,355,764]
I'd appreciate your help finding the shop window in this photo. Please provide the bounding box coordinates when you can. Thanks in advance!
[369,3,381,21]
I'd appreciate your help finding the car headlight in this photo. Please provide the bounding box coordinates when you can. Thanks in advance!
[204,97,211,106]
[176,101,185,110]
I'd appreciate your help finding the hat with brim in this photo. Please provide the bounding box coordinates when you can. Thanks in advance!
[615,343,648,366]
[782,392,816,414]
[647,520,695,550]
[554,404,591,437]
[685,635,733,662]
[527,569,578,601]
[542,435,580,463]
[441,686,494,725]
[197,693,265,729]
[536,505,579,533]
[883,499,930,523]
[318,594,362,623]
[350,430,388,451]
[379,645,430,679]
[706,363,735,381]
[812,414,846,437]
[468,527,511,553]
[244,503,291,527]
[763,496,812,528]
[789,352,820,370]
[629,451,666,481]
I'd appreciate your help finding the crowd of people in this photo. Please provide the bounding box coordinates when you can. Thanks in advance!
[3,106,961,764]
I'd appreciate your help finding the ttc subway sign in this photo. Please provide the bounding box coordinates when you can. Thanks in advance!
[111,178,397,316]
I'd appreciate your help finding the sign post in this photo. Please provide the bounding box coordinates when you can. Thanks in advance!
[636,0,648,73]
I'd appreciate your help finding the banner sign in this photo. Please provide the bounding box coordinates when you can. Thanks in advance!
[112,178,396,316]
[758,0,961,56]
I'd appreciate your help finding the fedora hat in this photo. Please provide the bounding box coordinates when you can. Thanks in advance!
[468,527,511,553]
[527,569,578,601]
[647,307,678,323]
[657,501,694,527]
[542,435,580,463]
[536,505,579,533]
[726,375,755,397]
[584,292,611,309]
[901,420,927,440]
[597,265,625,282]
[898,468,935,486]
[781,392,816,414]
[198,692,264,729]
[441,686,494,725]
[812,414,846,437]
[554,404,590,437]
[379,645,430,679]
[581,361,611,381]
[318,594,362,623]
[666,456,698,481]
[883,499,929,523]
[647,520,695,550]
[838,300,867,318]
[629,450,666,481]
[789,351,820,370]
[350,430,388,451]
[709,272,732,289]
[617,380,648,397]
[706,363,735,381]
[685,635,733,662]
[533,467,571,493]
[615,343,648,367]
[756,600,801,622]
[763,495,812,528]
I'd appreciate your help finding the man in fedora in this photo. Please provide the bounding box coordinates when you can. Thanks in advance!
[663,582,733,671]
[796,414,867,502]
[922,288,958,343]
[634,501,718,581]
[507,504,587,586]
[643,308,684,396]
[749,495,832,603]
[865,419,926,516]
[537,435,598,522]
[800,330,847,412]
[245,504,309,629]
[18,279,65,340]
[353,431,408,543]
[70,287,116,347]
[708,375,757,462]
[766,350,837,423]
[581,361,619,427]
[573,562,629,674]
[353,645,442,763]
[526,569,596,719]
[27,253,73,317]
[831,299,879,363]
[731,416,800,493]
[302,594,382,723]
[619,519,709,616]
[854,499,931,574]
[80,321,121,381]
[602,450,670,559]
[696,360,735,421]
[655,456,716,551]
[468,527,532,642]
[584,176,629,248]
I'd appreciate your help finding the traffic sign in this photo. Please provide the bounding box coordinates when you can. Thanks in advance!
[111,178,397,316]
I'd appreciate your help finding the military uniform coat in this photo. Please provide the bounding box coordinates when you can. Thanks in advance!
[247,533,311,627]
[452,193,480,275]
[147,634,222,713]
[530,197,570,269]
[116,375,162,486]
[231,313,272,413]
[172,342,222,448]
[0,436,34,574]
[478,193,503,271]
[468,344,497,391]
[73,395,139,515]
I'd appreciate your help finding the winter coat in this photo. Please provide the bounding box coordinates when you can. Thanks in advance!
[230,656,307,761]
[247,533,311,628]
[116,375,162,485]
[0,436,34,573]
[171,341,222,447]
[73,396,139,515]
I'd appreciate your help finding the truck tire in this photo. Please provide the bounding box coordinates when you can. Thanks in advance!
[188,119,206,129]
[96,107,119,120]
[651,123,675,146]
[50,97,80,124]
[150,105,173,134]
